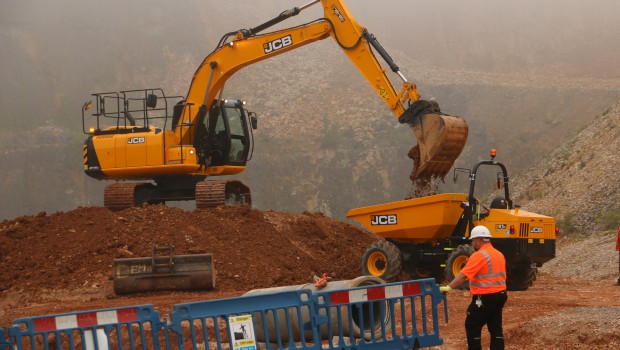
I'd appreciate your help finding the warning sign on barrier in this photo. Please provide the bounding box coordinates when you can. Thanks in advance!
[229,315,257,350]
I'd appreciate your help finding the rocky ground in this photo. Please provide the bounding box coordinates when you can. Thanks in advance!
[1,205,619,349]
[510,100,620,233]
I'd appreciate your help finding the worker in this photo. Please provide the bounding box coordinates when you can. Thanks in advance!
[616,226,620,286]
[440,226,508,350]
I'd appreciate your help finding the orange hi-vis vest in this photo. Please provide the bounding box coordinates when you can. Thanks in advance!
[461,243,507,295]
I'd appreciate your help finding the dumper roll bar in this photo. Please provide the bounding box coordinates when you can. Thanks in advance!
[466,154,512,234]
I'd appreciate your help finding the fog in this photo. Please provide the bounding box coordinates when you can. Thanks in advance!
[1,0,619,220]
[2,0,619,122]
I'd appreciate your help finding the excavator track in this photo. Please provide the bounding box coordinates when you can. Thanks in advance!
[195,180,252,209]
[104,183,148,211]
[409,113,469,181]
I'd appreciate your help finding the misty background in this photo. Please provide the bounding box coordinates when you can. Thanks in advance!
[1,0,620,221]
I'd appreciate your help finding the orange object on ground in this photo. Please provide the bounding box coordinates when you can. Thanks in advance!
[314,273,330,288]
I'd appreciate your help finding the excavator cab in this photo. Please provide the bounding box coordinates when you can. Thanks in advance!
[200,100,255,167]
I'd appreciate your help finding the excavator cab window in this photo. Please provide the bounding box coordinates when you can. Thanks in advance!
[225,106,249,163]
[202,100,251,166]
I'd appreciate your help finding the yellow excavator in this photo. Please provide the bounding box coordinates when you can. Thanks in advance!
[82,0,468,210]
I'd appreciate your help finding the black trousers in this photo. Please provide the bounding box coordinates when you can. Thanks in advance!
[465,291,508,350]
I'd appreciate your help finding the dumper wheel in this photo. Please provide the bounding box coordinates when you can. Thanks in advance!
[361,240,403,282]
[507,266,536,291]
[413,267,446,283]
[445,244,474,290]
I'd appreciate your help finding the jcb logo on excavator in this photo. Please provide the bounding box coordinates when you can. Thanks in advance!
[264,35,293,54]
[332,6,345,23]
[371,214,397,225]
[127,137,145,144]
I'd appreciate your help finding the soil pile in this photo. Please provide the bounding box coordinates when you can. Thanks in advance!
[0,205,378,307]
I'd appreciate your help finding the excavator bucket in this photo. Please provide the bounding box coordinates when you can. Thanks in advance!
[408,113,468,180]
[113,245,215,294]
[400,99,468,181]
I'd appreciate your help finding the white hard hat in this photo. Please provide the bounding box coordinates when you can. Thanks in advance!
[470,226,492,240]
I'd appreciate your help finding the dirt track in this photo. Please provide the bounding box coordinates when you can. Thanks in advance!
[1,205,619,349]
[438,274,620,349]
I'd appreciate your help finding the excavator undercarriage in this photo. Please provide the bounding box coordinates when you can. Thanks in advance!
[103,178,251,211]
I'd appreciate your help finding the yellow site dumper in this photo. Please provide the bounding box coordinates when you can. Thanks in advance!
[347,150,556,291]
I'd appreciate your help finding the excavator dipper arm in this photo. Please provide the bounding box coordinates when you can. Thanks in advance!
[318,1,468,181]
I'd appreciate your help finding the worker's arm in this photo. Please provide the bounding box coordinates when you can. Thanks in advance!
[440,272,468,293]
[441,253,482,293]
[448,272,468,289]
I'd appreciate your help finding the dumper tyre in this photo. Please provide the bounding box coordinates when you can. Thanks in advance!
[507,266,536,291]
[361,240,403,282]
[445,244,474,290]
[412,267,446,283]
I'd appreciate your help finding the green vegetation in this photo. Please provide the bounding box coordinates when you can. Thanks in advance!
[595,208,620,231]
[557,212,578,235]
[524,186,545,200]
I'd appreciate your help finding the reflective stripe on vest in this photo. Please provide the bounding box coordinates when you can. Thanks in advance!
[470,250,506,287]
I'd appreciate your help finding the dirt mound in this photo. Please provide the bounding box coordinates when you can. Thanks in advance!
[509,306,620,349]
[0,205,378,306]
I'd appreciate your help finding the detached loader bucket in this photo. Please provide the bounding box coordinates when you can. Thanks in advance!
[400,100,468,181]
[113,245,215,294]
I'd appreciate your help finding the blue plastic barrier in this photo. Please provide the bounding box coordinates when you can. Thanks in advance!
[5,279,448,350]
[7,305,163,350]
[314,278,448,349]
[165,278,447,350]
[0,328,10,350]
[166,289,319,350]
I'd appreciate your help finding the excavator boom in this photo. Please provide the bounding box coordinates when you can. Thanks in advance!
[177,0,468,184]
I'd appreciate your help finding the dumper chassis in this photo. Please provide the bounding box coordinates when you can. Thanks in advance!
[349,151,556,291]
